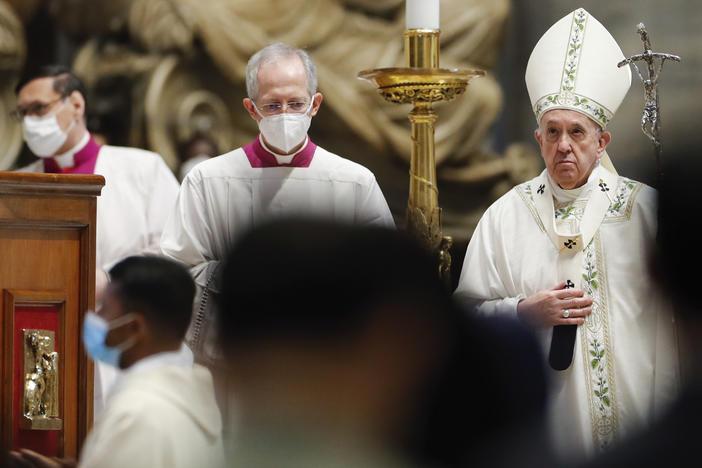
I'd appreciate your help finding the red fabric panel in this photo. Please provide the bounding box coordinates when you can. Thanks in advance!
[12,305,60,455]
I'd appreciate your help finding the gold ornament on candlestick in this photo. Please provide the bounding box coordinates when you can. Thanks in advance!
[359,27,483,282]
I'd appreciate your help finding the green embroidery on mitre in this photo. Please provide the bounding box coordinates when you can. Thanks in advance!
[532,9,614,127]
[561,9,587,93]
[526,9,632,132]
[534,93,614,127]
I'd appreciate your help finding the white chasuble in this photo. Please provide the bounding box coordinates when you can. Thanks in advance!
[455,166,679,459]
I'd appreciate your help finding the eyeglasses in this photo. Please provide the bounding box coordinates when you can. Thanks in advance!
[256,100,310,116]
[10,97,65,121]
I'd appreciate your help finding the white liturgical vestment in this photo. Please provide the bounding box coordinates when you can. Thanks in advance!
[161,136,395,358]
[91,147,179,269]
[455,165,679,460]
[79,346,225,468]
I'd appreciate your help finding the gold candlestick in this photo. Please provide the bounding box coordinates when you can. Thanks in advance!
[359,29,484,283]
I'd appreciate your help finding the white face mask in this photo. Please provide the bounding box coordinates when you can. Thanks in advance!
[22,100,75,158]
[254,100,313,154]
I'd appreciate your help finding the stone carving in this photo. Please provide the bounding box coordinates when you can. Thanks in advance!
[0,0,25,170]
[5,0,540,239]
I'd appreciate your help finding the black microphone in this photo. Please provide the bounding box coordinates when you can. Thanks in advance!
[548,279,577,370]
[549,324,577,370]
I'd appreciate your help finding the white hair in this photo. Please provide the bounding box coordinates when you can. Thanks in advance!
[245,43,317,101]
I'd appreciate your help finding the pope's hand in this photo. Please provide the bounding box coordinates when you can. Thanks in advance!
[516,282,593,328]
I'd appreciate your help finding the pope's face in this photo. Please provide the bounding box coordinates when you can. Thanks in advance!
[535,109,611,189]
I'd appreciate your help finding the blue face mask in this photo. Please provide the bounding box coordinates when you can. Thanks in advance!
[82,311,137,368]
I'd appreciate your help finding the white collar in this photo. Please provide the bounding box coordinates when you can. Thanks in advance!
[259,135,308,165]
[52,132,90,169]
[123,343,193,377]
[547,163,601,203]
[533,165,616,254]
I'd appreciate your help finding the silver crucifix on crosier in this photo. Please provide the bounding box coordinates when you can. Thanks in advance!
[618,23,680,183]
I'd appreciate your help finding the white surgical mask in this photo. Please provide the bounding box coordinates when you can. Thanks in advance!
[22,100,76,157]
[254,100,313,154]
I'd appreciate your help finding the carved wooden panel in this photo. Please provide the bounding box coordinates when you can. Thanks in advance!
[0,172,103,457]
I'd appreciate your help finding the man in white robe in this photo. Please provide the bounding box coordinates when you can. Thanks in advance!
[160,43,394,361]
[9,256,224,468]
[454,9,679,461]
[14,66,180,416]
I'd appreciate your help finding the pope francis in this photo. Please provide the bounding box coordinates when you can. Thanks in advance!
[454,8,680,461]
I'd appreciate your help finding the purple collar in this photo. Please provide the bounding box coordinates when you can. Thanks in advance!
[43,135,101,174]
[243,135,316,168]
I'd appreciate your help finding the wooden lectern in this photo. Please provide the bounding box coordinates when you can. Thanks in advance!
[0,172,104,458]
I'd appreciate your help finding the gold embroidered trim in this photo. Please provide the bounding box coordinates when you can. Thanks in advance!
[581,234,619,451]
[516,183,546,233]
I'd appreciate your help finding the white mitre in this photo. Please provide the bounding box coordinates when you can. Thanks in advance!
[525,8,631,129]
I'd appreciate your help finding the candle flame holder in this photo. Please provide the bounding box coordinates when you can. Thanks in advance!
[359,29,484,284]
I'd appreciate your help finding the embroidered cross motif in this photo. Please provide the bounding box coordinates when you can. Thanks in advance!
[599,180,610,192]
[537,184,545,194]
[564,239,577,249]
[564,279,575,289]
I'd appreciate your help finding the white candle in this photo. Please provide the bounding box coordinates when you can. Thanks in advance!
[406,0,440,30]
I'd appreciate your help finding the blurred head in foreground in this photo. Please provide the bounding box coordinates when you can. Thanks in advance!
[216,218,548,467]
[216,219,451,455]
